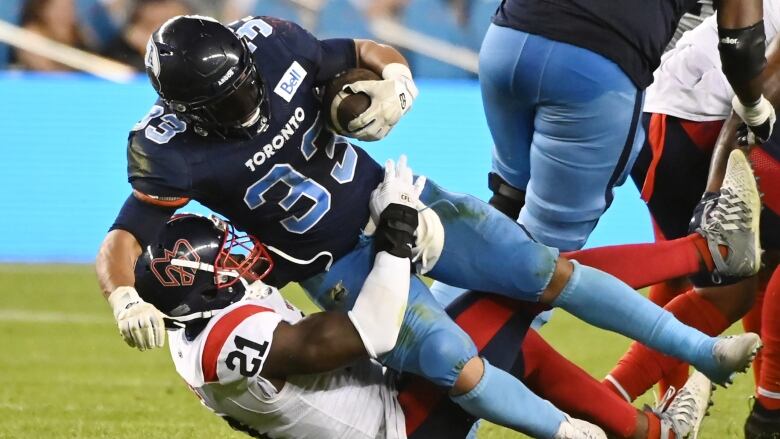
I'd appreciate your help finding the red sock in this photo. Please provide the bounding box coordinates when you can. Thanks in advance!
[759,268,780,410]
[522,330,638,438]
[605,290,730,400]
[564,234,707,289]
[647,282,691,397]
[744,287,765,385]
[644,411,666,439]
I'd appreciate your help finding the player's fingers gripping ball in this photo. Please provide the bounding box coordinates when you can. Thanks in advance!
[322,65,418,141]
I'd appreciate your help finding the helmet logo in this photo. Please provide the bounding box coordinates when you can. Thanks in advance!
[151,239,200,287]
[145,39,161,79]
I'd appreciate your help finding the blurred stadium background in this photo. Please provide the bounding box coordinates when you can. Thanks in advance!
[0,0,754,438]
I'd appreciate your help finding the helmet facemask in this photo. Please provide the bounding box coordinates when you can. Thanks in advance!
[156,35,269,139]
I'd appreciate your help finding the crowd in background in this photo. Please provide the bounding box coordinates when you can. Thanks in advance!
[0,0,499,78]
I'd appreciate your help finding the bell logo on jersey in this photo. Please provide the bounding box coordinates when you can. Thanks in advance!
[274,61,307,102]
[151,239,200,287]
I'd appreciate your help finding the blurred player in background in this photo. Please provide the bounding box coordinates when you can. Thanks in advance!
[95,14,762,439]
[134,212,713,439]
[605,4,780,437]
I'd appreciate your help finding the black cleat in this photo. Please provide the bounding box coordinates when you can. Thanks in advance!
[745,400,780,439]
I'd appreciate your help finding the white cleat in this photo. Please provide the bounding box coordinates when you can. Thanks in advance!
[553,415,607,439]
[656,371,714,439]
[707,333,763,386]
[697,149,762,278]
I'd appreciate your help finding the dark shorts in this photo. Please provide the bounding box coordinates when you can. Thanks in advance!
[398,292,547,438]
[631,112,780,250]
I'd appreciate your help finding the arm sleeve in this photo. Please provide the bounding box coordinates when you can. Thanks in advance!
[109,193,177,247]
[201,304,283,384]
[347,252,410,357]
[266,17,357,83]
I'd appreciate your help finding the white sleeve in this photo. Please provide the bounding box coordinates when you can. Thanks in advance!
[348,252,410,358]
[201,304,283,384]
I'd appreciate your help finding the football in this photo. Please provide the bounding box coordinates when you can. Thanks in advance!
[322,68,382,135]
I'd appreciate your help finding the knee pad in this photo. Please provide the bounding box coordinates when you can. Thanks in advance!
[488,172,525,221]
[418,328,478,387]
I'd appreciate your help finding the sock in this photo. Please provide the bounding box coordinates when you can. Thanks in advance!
[744,287,765,384]
[648,282,690,396]
[451,359,566,439]
[759,268,780,410]
[522,330,638,438]
[644,411,663,439]
[605,290,731,400]
[563,234,705,289]
[552,262,724,383]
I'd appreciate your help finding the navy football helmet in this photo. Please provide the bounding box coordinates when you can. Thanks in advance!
[144,15,267,137]
[134,214,273,327]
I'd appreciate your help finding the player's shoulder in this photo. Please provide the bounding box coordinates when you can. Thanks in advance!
[199,300,284,384]
[127,103,196,197]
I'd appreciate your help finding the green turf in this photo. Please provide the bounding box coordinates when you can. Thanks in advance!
[0,264,754,438]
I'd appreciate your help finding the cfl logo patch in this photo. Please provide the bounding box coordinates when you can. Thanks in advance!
[401,193,411,203]
[399,93,407,110]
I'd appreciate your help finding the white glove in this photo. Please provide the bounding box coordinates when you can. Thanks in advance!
[369,155,444,274]
[413,206,444,275]
[369,155,426,224]
[108,286,166,351]
[345,63,418,141]
[733,94,776,144]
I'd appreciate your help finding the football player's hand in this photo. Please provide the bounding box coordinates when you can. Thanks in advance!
[108,286,166,351]
[370,155,426,224]
[345,64,418,141]
[733,95,776,144]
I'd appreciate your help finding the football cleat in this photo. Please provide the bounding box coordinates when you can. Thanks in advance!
[553,415,607,439]
[700,333,762,386]
[745,398,780,439]
[696,149,762,278]
[655,371,713,439]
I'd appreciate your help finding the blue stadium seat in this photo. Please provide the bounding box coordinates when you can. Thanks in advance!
[0,0,24,68]
[253,0,304,24]
[466,0,499,50]
[315,0,372,40]
[400,0,473,78]
[75,0,120,49]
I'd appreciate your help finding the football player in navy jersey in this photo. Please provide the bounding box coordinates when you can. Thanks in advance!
[97,15,761,439]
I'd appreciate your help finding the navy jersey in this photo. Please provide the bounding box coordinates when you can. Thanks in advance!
[493,0,701,88]
[127,17,383,284]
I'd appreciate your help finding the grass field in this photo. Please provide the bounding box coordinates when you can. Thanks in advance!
[0,264,754,438]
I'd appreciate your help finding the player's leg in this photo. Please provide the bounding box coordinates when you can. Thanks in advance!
[518,37,644,251]
[422,173,760,387]
[301,243,582,438]
[745,146,780,438]
[604,116,760,400]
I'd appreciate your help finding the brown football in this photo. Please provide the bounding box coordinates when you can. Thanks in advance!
[322,68,381,135]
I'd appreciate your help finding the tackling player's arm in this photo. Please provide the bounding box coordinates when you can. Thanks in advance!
[260,158,424,380]
[718,0,776,143]
[704,36,780,193]
[96,191,185,350]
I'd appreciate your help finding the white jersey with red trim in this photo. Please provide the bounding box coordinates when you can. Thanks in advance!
[644,0,779,121]
[167,293,406,439]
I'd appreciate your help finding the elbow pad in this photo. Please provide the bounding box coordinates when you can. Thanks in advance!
[719,21,767,86]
